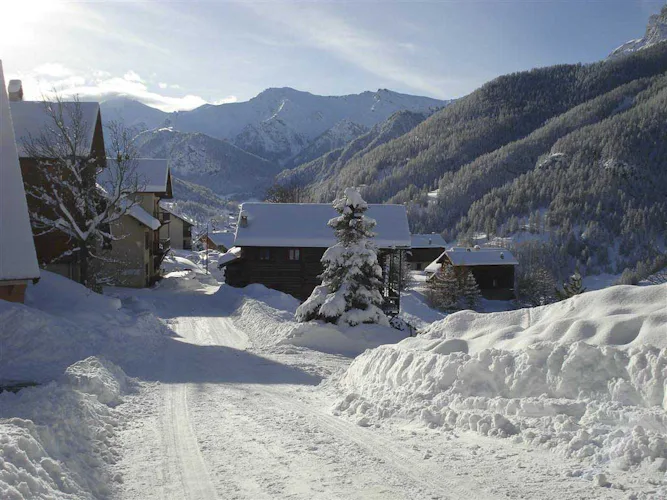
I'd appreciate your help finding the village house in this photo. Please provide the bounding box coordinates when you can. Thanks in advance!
[408,233,447,271]
[222,202,411,313]
[426,246,519,300]
[100,158,173,287]
[198,231,236,252]
[9,80,106,282]
[0,62,40,303]
[159,205,194,250]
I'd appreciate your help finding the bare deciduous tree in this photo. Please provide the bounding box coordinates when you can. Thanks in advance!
[22,94,140,288]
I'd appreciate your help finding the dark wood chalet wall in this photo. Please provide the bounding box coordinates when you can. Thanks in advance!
[225,246,401,302]
[225,247,327,300]
[408,248,444,269]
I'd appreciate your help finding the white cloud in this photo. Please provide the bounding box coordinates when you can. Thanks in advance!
[213,96,238,105]
[9,66,221,112]
[33,63,73,78]
[123,70,144,83]
[244,4,449,98]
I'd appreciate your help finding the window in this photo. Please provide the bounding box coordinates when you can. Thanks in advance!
[162,212,171,222]
[259,248,271,261]
[144,231,149,250]
[288,248,300,261]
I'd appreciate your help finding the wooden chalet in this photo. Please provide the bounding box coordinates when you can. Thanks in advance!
[9,80,106,283]
[408,234,447,271]
[426,247,519,300]
[0,62,40,303]
[223,203,411,313]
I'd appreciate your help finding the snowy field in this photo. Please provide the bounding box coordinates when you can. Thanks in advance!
[1,253,666,499]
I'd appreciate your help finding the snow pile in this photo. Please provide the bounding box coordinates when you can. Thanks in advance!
[419,283,667,352]
[336,341,667,471]
[215,283,406,355]
[0,271,169,383]
[0,357,130,499]
[332,284,667,477]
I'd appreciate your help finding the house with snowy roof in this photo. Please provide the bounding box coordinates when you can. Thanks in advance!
[426,246,519,300]
[9,80,106,282]
[222,202,411,312]
[199,231,236,252]
[0,62,40,303]
[99,158,173,287]
[159,204,194,250]
[408,233,447,271]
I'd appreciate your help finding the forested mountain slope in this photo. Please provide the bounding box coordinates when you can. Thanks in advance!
[296,42,667,276]
[278,110,429,188]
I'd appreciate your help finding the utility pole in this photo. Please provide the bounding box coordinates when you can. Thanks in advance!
[205,220,209,275]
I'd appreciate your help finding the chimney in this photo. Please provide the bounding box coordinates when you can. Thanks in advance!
[8,79,23,102]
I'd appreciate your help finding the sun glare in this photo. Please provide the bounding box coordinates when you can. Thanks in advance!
[0,0,68,48]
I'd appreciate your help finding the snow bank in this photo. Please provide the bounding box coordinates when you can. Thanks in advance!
[332,284,667,478]
[280,322,407,357]
[0,357,130,499]
[0,271,169,383]
[215,283,406,355]
[419,283,667,352]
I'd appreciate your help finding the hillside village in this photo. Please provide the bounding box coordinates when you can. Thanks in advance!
[1,3,667,500]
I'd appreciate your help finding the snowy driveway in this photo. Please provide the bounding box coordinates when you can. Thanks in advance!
[112,280,625,500]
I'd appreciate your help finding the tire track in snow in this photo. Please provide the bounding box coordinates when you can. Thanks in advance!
[258,387,493,499]
[157,316,222,500]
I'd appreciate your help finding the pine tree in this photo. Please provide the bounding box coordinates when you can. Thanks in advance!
[556,271,586,300]
[426,263,460,312]
[295,187,388,327]
[461,269,482,310]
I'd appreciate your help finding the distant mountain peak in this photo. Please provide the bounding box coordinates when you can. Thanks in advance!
[609,4,667,59]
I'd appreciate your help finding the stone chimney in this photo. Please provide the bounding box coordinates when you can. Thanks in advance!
[8,80,22,102]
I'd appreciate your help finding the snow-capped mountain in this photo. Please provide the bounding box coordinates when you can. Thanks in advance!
[99,96,168,131]
[101,88,447,164]
[134,128,281,198]
[609,4,667,59]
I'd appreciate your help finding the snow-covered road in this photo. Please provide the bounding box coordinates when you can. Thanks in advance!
[113,281,626,500]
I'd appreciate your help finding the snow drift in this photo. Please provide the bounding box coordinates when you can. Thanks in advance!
[0,271,170,383]
[334,284,667,476]
[419,283,667,352]
[214,283,407,356]
[0,357,130,499]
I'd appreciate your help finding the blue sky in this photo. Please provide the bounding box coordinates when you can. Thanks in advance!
[1,0,664,111]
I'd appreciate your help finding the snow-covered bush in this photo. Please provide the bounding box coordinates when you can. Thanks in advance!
[296,187,389,327]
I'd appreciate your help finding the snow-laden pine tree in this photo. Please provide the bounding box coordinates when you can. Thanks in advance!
[462,269,482,309]
[295,187,388,327]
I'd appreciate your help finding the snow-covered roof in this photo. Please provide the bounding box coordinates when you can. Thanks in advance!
[159,203,195,226]
[104,158,170,193]
[218,247,242,267]
[234,202,411,248]
[0,61,40,281]
[127,204,161,230]
[10,100,100,158]
[426,247,519,272]
[411,234,447,249]
[208,231,236,249]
